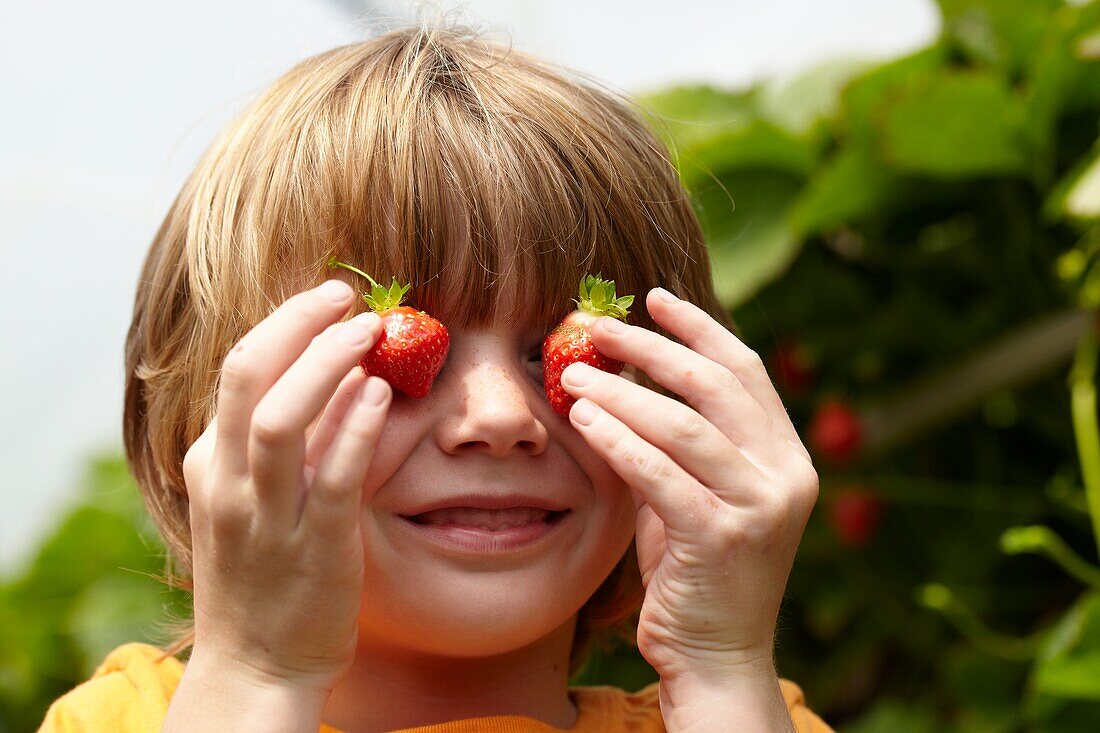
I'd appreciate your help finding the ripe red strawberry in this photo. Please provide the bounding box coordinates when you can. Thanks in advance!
[328,257,450,399]
[769,337,815,397]
[828,485,884,549]
[808,398,863,466]
[543,274,634,417]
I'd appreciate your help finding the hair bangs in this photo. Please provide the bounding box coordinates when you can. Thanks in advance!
[321,27,677,336]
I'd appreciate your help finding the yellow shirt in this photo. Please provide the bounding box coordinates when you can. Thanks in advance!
[37,643,834,732]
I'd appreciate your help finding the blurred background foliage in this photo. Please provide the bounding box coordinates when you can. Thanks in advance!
[7,0,1100,730]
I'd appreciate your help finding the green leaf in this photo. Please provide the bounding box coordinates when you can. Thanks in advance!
[694,170,804,309]
[67,573,168,678]
[639,85,815,184]
[1047,142,1100,220]
[1019,2,1100,178]
[789,145,913,236]
[842,699,940,733]
[679,121,816,187]
[876,70,1030,178]
[1034,654,1100,699]
[756,57,874,137]
[841,45,949,144]
[637,84,757,150]
[1026,591,1100,725]
[936,0,1063,74]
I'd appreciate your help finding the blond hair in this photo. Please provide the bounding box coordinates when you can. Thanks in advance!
[124,21,734,678]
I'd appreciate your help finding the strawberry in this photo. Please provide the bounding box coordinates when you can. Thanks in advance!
[327,257,450,399]
[769,337,815,397]
[828,485,884,549]
[808,398,863,467]
[543,274,634,417]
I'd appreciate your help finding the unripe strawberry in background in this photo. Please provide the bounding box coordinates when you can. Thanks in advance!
[829,486,884,549]
[808,398,863,466]
[328,257,450,399]
[543,274,634,417]
[769,337,815,397]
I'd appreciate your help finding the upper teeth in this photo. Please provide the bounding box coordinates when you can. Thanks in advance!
[414,507,551,529]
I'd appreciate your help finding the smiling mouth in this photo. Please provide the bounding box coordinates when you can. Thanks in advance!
[402,507,571,531]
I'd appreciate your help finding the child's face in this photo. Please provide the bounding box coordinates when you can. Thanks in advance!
[305,290,639,658]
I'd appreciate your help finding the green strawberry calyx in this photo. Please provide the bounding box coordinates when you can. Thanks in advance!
[575,273,634,320]
[327,256,411,312]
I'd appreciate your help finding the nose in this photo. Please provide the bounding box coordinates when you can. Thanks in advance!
[434,344,549,458]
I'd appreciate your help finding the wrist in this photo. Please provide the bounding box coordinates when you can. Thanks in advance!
[659,666,795,733]
[167,648,331,733]
[187,641,342,698]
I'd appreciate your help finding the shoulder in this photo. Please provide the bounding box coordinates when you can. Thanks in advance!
[778,679,835,733]
[37,642,186,733]
[569,681,664,730]
[570,678,833,733]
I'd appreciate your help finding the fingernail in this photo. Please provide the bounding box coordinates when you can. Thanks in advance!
[570,398,598,426]
[320,279,351,302]
[363,377,389,405]
[654,287,678,303]
[561,362,592,387]
[600,317,626,334]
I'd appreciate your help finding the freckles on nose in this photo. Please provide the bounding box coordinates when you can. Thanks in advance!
[467,362,526,406]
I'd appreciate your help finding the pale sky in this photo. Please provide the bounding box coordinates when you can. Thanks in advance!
[0,0,939,574]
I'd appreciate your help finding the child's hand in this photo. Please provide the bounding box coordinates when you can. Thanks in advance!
[559,288,819,686]
[181,280,390,695]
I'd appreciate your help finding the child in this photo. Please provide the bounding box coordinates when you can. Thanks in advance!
[39,21,832,733]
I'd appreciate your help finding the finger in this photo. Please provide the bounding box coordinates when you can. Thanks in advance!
[567,396,716,538]
[182,415,218,500]
[561,362,766,501]
[643,288,812,464]
[301,376,392,535]
[590,305,793,471]
[304,367,369,469]
[215,279,356,477]
[249,311,383,523]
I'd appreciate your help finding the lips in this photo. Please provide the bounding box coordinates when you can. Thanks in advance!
[399,493,570,516]
[406,507,567,530]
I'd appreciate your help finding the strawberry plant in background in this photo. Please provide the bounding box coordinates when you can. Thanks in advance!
[6,1,1100,731]
[0,455,190,732]
[625,0,1100,729]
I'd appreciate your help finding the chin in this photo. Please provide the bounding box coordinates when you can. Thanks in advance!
[356,566,585,657]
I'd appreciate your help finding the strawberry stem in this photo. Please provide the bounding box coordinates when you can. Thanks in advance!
[327,256,411,312]
[575,273,634,320]
[328,256,382,290]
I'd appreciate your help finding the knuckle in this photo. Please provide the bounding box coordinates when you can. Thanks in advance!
[182,439,207,492]
[797,464,821,504]
[742,348,765,372]
[714,513,750,547]
[668,408,708,444]
[713,367,742,396]
[250,408,293,448]
[208,491,251,534]
[760,491,794,527]
[628,448,671,485]
[220,344,255,391]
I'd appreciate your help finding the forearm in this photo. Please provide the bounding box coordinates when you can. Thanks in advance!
[162,651,329,733]
[658,668,796,733]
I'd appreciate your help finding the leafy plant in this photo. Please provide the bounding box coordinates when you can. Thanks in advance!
[0,454,190,733]
[624,0,1100,730]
